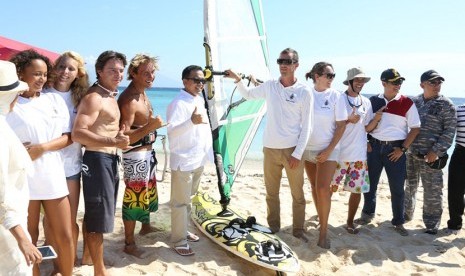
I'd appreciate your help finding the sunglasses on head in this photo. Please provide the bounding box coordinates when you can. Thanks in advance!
[428,80,443,86]
[321,73,336,80]
[186,77,206,84]
[277,58,296,65]
[388,79,404,85]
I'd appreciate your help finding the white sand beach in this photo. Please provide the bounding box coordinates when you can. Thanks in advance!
[39,156,465,276]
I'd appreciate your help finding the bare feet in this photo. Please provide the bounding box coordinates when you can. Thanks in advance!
[293,230,309,243]
[123,243,146,258]
[317,238,331,249]
[139,224,162,236]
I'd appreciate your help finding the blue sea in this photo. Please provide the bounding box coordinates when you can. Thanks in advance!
[139,87,465,161]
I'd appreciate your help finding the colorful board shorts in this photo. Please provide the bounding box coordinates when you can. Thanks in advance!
[122,150,158,223]
[82,151,120,233]
[332,161,370,193]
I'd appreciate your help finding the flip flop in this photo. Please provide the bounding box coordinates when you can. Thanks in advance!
[187,231,200,242]
[173,244,194,256]
[345,226,360,235]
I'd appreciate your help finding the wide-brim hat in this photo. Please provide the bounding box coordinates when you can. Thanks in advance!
[0,60,28,95]
[343,67,371,85]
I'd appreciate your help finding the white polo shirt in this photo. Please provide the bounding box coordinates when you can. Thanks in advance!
[370,93,421,141]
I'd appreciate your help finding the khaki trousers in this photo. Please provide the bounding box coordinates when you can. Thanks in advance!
[170,166,204,246]
[263,147,305,233]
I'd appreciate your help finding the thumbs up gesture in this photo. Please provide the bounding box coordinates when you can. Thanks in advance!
[114,124,130,149]
[347,106,361,124]
[191,106,207,125]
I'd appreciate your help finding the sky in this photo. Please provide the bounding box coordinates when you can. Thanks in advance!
[1,0,465,97]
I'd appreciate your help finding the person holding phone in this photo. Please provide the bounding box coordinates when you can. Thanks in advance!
[7,50,74,276]
[0,60,42,274]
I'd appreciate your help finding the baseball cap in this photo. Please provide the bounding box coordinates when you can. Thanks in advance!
[380,68,405,82]
[420,70,445,82]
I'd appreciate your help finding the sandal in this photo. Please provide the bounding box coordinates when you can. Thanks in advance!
[394,225,409,236]
[187,231,200,242]
[173,244,194,256]
[345,226,360,235]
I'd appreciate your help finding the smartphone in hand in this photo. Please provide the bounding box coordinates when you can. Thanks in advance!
[37,245,57,259]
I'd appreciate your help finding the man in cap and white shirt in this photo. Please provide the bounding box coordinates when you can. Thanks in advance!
[356,68,421,236]
[0,60,42,274]
[332,67,372,234]
[404,70,456,235]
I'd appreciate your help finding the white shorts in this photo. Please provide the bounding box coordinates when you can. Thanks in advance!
[303,148,340,163]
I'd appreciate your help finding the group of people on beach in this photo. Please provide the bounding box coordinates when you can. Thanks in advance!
[0,49,210,275]
[225,48,464,250]
[0,46,464,275]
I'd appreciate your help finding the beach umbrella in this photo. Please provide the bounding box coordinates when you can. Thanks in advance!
[0,35,59,62]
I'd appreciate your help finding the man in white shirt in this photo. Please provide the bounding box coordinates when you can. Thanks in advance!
[167,65,214,256]
[0,60,42,274]
[225,48,313,241]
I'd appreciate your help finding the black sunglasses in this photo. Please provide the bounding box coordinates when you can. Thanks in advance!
[428,80,443,86]
[321,73,336,80]
[277,58,296,65]
[388,79,404,85]
[186,77,206,84]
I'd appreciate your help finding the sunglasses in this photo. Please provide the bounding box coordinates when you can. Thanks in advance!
[388,79,403,85]
[186,77,206,84]
[321,73,336,80]
[428,80,443,86]
[276,58,296,65]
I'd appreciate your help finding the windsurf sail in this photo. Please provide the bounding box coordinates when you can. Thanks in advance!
[203,0,271,209]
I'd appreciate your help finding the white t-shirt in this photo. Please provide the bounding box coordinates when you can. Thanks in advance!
[237,79,313,159]
[339,92,373,161]
[306,88,347,151]
[6,93,70,200]
[167,90,214,171]
[44,87,82,177]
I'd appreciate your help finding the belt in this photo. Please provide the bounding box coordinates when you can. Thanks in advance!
[370,138,404,146]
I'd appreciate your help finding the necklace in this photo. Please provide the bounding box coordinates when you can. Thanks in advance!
[96,81,119,97]
[345,91,362,108]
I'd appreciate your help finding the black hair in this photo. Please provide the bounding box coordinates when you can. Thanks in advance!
[95,50,127,80]
[181,65,203,79]
[9,49,53,78]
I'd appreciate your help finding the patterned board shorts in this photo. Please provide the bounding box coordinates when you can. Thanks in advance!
[331,161,370,193]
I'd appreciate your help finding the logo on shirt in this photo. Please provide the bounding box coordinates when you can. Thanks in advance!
[286,93,297,103]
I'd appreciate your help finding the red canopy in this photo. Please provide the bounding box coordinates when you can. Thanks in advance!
[0,35,59,62]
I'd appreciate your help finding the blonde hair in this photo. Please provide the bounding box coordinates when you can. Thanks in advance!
[48,51,90,107]
[127,54,159,80]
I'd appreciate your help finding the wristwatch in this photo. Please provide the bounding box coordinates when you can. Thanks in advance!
[401,147,408,153]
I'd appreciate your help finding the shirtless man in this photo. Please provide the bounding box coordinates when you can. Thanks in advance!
[72,50,129,276]
[117,54,164,257]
